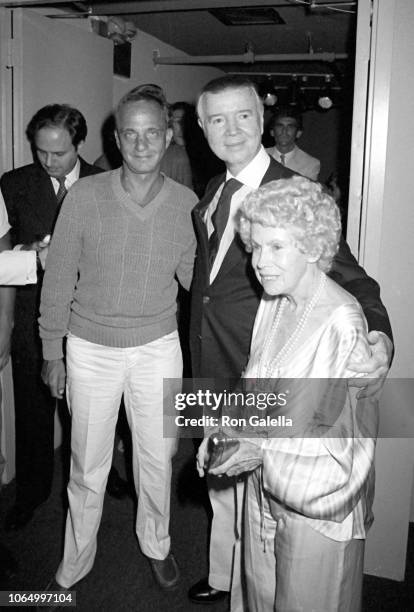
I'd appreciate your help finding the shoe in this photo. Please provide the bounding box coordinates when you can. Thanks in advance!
[148,553,180,590]
[106,467,130,499]
[188,577,228,604]
[0,543,18,583]
[4,506,34,531]
[37,577,72,611]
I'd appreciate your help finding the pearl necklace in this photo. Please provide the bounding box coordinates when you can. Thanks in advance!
[258,273,327,377]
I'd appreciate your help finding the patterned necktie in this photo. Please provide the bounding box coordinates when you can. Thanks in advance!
[56,176,67,207]
[209,178,243,268]
[280,154,286,166]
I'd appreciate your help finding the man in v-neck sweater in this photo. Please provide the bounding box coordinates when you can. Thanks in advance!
[39,87,197,591]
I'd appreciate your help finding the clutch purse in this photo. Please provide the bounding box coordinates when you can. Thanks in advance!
[206,431,240,471]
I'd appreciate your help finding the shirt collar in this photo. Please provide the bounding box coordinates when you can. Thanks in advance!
[50,158,80,190]
[226,147,270,189]
[65,158,81,187]
[273,145,297,163]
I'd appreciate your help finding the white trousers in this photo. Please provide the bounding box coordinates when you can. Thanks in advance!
[56,331,182,589]
[244,471,364,612]
[208,475,244,612]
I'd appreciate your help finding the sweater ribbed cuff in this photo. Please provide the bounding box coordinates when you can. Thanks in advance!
[42,339,64,361]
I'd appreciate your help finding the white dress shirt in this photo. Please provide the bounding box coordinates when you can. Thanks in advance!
[0,189,11,238]
[266,144,320,181]
[50,158,80,194]
[267,146,294,167]
[0,250,37,284]
[205,147,271,283]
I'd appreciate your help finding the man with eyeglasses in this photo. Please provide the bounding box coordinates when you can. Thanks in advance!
[39,86,197,593]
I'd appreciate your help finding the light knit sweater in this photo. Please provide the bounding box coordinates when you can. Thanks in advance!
[39,169,197,360]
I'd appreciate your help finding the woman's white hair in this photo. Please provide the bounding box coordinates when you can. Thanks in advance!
[238,176,342,272]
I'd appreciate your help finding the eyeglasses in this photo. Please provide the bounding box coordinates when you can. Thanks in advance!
[119,128,166,143]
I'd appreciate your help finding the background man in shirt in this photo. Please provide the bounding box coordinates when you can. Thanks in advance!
[266,106,321,180]
[0,104,105,532]
[161,101,194,190]
[188,75,392,607]
[39,86,197,591]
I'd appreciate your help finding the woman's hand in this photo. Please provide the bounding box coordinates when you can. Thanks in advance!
[208,439,263,478]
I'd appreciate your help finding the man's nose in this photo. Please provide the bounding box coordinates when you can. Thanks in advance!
[45,153,54,166]
[225,116,239,135]
[134,134,147,149]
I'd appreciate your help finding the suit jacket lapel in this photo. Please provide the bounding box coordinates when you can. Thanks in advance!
[28,166,58,227]
[214,159,295,282]
[212,232,248,283]
[194,160,294,285]
[79,157,89,178]
[21,159,99,233]
[261,156,294,184]
[193,173,224,220]
[193,174,225,276]
[290,146,299,167]
[32,158,94,227]
[78,156,99,178]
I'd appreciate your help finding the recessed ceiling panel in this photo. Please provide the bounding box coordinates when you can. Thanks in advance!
[209,7,286,27]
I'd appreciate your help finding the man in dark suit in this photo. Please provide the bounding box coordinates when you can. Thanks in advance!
[0,104,127,532]
[188,75,393,606]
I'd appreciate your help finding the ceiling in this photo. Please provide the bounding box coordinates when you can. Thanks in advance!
[4,0,358,101]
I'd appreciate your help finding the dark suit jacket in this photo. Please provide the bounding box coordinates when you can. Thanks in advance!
[0,157,102,310]
[190,157,392,380]
[1,157,101,247]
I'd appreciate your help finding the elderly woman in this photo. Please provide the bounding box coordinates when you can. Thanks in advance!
[206,176,378,612]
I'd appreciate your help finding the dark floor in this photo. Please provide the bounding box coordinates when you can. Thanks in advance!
[0,437,413,611]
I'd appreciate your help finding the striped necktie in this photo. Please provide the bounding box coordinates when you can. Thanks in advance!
[56,176,67,207]
[280,154,286,166]
[209,178,243,268]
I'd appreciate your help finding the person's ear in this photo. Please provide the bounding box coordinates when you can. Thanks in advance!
[165,127,173,148]
[306,249,321,264]
[114,130,121,150]
[77,140,85,151]
[270,128,275,138]
[296,129,303,140]
[197,117,205,133]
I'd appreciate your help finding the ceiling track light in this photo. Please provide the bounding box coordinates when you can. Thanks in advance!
[287,75,303,108]
[233,72,340,112]
[318,75,334,109]
[260,76,279,107]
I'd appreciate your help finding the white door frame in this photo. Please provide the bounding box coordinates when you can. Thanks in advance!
[347,0,395,279]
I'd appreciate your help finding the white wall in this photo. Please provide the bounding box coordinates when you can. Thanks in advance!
[13,9,113,167]
[356,0,414,579]
[378,0,414,525]
[377,0,414,380]
[113,29,223,106]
